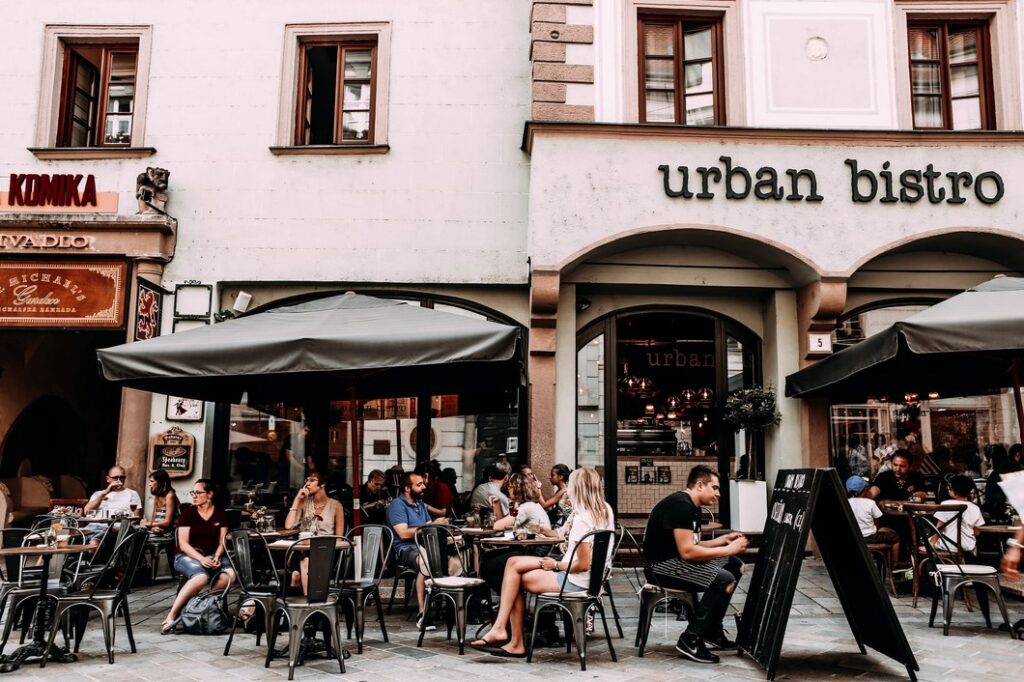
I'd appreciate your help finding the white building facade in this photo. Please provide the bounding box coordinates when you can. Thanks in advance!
[2,0,1023,523]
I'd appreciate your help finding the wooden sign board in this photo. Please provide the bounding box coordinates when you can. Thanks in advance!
[150,427,195,478]
[736,468,918,681]
[0,260,127,328]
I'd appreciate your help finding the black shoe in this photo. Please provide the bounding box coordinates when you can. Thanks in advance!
[703,629,736,650]
[675,634,719,664]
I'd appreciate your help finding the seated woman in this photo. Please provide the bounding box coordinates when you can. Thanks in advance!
[284,471,345,594]
[162,479,234,633]
[471,467,614,657]
[479,474,553,591]
[140,468,179,535]
[539,464,572,528]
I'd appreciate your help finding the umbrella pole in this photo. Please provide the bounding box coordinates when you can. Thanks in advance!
[1013,361,1024,446]
[351,385,361,526]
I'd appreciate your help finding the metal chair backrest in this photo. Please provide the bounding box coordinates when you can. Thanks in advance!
[344,524,393,584]
[616,525,645,593]
[911,513,971,579]
[86,527,147,598]
[224,529,279,595]
[0,528,31,582]
[284,535,346,604]
[414,525,465,580]
[88,519,133,568]
[556,529,615,599]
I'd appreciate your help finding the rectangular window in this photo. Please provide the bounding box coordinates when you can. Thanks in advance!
[295,40,376,145]
[638,16,723,125]
[908,22,994,130]
[57,44,138,147]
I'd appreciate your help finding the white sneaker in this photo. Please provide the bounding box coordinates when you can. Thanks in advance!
[416,613,436,631]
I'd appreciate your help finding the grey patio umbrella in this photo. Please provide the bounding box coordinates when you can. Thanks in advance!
[98,292,522,521]
[785,276,1024,437]
[97,291,522,404]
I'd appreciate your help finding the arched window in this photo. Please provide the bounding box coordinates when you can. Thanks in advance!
[576,307,760,520]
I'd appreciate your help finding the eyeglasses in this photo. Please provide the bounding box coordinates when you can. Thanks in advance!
[109,476,126,481]
[189,490,209,497]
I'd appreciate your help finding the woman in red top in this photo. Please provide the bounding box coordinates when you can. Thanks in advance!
[160,478,234,633]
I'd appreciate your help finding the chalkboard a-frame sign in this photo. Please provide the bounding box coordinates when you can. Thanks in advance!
[736,468,919,681]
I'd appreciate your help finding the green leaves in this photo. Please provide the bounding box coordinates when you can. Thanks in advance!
[723,386,781,432]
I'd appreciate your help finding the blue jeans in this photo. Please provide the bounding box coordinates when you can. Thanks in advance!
[553,571,587,593]
[174,554,230,581]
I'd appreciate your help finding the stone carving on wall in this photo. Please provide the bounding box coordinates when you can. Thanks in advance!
[136,167,170,214]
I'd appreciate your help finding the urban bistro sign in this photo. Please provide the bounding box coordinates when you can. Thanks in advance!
[1,173,118,213]
[0,260,127,328]
[659,157,1005,205]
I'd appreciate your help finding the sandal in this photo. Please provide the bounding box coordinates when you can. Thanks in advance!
[160,619,178,635]
[469,636,510,651]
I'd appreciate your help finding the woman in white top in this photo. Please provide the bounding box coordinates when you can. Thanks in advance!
[470,468,614,658]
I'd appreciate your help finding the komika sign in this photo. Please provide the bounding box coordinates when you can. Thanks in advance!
[659,156,1005,205]
[6,173,98,208]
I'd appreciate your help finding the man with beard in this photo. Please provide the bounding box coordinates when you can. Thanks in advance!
[386,471,450,629]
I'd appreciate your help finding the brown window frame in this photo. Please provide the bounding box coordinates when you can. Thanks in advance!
[56,43,138,147]
[294,38,378,146]
[637,14,725,126]
[907,20,995,130]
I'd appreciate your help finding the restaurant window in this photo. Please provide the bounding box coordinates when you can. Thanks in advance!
[829,301,1019,482]
[908,21,994,130]
[57,44,138,147]
[295,39,376,145]
[638,15,723,125]
[577,309,760,518]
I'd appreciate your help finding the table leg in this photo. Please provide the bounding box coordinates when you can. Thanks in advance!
[0,553,77,673]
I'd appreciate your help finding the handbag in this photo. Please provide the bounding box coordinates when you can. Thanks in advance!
[177,576,230,635]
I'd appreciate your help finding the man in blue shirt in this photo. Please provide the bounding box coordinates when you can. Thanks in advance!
[386,471,448,627]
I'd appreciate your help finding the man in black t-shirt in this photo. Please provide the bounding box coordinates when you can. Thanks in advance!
[868,449,927,502]
[643,465,749,665]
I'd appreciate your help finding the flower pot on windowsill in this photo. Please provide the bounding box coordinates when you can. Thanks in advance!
[729,479,768,533]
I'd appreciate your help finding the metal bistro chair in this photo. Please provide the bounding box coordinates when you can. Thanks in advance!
[387,563,418,614]
[70,518,134,591]
[336,524,392,653]
[904,502,966,608]
[40,526,148,666]
[912,514,1013,637]
[527,529,618,671]
[0,528,36,654]
[414,524,487,655]
[627,526,699,658]
[222,529,281,656]
[601,524,625,639]
[264,535,348,680]
[0,527,88,653]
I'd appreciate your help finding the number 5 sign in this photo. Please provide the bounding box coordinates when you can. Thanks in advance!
[806,332,833,358]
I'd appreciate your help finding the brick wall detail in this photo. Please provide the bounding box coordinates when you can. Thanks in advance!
[530,1,594,121]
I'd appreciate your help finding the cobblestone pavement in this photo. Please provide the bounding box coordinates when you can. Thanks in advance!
[6,558,1023,681]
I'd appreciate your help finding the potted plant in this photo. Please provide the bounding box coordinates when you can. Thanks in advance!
[723,386,781,531]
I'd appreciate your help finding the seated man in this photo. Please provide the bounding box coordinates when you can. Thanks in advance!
[469,464,510,515]
[934,475,985,555]
[83,465,142,536]
[868,449,927,503]
[642,465,748,665]
[360,469,389,526]
[386,471,449,630]
[846,476,899,567]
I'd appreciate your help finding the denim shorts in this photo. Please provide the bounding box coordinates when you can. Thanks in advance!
[174,554,231,580]
[553,571,586,593]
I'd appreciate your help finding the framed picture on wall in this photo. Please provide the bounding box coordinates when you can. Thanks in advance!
[657,466,672,485]
[166,396,204,422]
[625,466,639,484]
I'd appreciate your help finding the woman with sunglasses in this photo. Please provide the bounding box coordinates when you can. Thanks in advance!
[161,478,234,633]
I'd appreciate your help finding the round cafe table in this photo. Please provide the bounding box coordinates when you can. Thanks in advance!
[0,544,92,673]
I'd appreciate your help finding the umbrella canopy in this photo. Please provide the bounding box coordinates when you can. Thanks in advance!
[97,292,522,403]
[785,276,1024,401]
